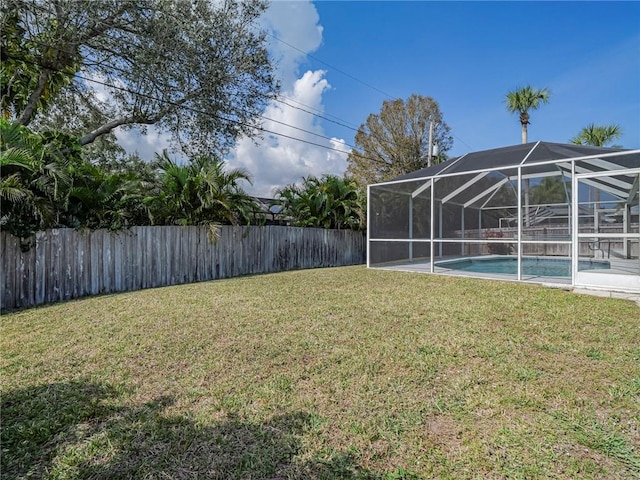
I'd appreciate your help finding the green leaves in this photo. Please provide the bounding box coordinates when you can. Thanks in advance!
[530,176,568,205]
[505,85,551,119]
[148,151,258,227]
[277,175,365,231]
[0,121,260,236]
[0,119,71,237]
[4,0,278,156]
[505,85,551,144]
[346,94,452,186]
[570,123,622,147]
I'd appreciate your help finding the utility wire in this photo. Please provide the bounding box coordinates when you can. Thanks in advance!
[265,31,395,100]
[276,95,360,128]
[19,2,365,134]
[13,13,474,151]
[8,8,472,160]
[11,35,364,138]
[275,97,360,133]
[72,73,379,163]
[5,54,394,165]
[265,30,476,151]
[6,54,444,170]
[5,53,362,154]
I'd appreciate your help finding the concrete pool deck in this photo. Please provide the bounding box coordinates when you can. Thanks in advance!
[374,258,640,306]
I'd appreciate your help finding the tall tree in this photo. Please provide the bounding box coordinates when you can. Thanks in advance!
[505,85,550,144]
[1,0,278,157]
[346,94,453,186]
[505,85,550,226]
[571,123,622,147]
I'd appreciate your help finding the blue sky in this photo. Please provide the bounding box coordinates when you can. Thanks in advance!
[119,1,640,195]
[310,1,640,156]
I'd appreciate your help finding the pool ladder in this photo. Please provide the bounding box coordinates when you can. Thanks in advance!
[588,239,611,259]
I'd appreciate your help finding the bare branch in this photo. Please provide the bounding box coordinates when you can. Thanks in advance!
[79,115,147,146]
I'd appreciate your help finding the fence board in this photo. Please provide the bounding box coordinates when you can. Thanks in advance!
[1,225,365,310]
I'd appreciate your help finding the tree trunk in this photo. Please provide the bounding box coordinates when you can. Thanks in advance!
[17,70,50,126]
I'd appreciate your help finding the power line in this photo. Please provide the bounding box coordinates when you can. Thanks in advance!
[265,33,475,151]
[7,10,472,162]
[22,1,365,135]
[6,53,457,171]
[10,32,364,137]
[274,97,360,133]
[276,95,359,128]
[4,53,364,154]
[5,54,394,165]
[70,73,388,165]
[74,74,361,157]
[265,31,396,100]
[12,9,475,152]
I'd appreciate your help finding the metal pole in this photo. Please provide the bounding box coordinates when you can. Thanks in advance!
[438,202,443,257]
[571,162,578,285]
[409,196,413,262]
[430,178,435,273]
[366,185,371,268]
[427,121,434,167]
[461,206,465,256]
[517,166,522,281]
[623,204,629,259]
[478,209,482,256]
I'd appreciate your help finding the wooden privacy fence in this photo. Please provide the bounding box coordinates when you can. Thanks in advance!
[1,225,365,310]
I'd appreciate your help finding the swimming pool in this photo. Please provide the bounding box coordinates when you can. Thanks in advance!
[436,256,611,277]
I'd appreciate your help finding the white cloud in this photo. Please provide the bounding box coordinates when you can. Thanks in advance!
[229,70,348,197]
[225,1,350,197]
[259,0,324,91]
[112,0,346,196]
[114,127,173,162]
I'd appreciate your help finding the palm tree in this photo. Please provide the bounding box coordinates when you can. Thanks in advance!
[530,176,567,205]
[277,175,364,230]
[63,162,151,229]
[571,123,622,210]
[147,151,257,226]
[0,119,69,237]
[505,85,551,226]
[505,85,551,144]
[571,123,621,147]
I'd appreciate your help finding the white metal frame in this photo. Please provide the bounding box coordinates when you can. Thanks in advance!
[573,167,640,292]
[367,148,640,293]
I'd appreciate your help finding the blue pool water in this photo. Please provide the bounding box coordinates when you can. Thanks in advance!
[437,257,610,277]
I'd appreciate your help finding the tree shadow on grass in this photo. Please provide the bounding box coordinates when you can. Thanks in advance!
[1,380,122,478]
[2,380,404,479]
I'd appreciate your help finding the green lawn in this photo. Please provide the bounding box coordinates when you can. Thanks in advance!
[2,266,639,479]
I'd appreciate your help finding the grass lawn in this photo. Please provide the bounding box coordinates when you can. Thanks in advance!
[2,265,639,479]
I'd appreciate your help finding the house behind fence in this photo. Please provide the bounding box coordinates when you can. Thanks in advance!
[1,225,366,310]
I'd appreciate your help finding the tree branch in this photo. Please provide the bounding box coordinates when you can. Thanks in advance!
[17,69,50,126]
[78,115,145,145]
[77,86,208,145]
[78,99,182,146]
[75,6,132,44]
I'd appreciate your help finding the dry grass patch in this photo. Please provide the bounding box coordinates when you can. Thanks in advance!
[2,266,639,479]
